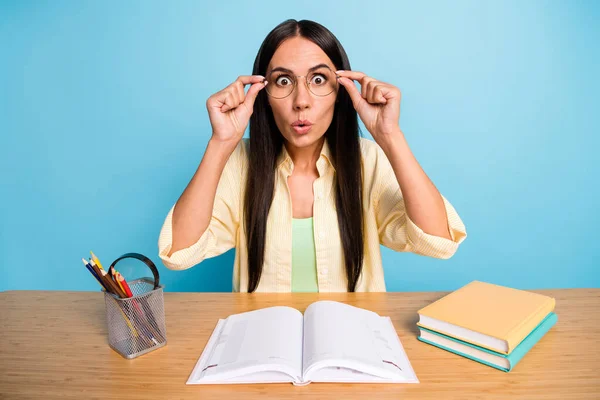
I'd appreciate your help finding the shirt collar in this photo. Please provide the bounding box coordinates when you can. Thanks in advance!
[276,138,335,175]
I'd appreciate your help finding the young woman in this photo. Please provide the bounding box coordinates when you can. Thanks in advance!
[158,19,467,293]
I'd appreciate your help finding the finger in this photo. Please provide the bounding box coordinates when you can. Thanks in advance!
[224,86,241,110]
[236,75,266,86]
[363,77,377,100]
[370,84,388,104]
[336,70,367,82]
[232,75,264,107]
[234,80,245,102]
[242,80,268,110]
[337,76,363,109]
[337,71,382,102]
[220,91,237,112]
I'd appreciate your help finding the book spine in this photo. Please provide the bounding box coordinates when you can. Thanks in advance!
[506,312,558,370]
[506,297,555,353]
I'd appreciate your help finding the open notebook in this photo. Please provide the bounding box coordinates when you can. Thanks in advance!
[187,300,419,385]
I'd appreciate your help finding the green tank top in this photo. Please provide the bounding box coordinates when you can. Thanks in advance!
[291,217,319,292]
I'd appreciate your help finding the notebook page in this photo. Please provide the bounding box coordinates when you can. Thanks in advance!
[193,306,304,382]
[302,301,416,381]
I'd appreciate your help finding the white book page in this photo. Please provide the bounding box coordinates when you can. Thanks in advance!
[187,306,304,384]
[302,301,418,383]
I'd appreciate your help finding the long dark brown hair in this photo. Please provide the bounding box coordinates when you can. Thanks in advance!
[245,19,363,292]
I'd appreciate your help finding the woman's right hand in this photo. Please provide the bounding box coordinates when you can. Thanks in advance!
[206,75,268,145]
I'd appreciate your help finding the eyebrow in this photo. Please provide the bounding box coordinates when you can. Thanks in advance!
[269,63,332,75]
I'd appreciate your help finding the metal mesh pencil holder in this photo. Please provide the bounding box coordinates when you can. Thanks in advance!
[103,253,167,359]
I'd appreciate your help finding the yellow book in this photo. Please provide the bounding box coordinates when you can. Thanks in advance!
[416,281,555,355]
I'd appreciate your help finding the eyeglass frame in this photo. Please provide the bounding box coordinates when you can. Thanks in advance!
[262,67,341,99]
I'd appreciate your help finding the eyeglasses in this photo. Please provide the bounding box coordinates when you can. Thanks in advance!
[264,66,339,99]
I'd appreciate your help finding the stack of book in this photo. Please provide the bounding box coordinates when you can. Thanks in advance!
[416,280,557,372]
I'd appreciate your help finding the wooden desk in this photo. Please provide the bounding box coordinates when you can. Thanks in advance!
[1,289,598,399]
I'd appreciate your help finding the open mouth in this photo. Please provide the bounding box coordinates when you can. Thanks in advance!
[291,120,313,134]
[292,119,313,127]
[292,124,312,134]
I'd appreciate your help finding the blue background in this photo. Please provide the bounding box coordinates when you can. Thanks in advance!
[1,0,598,292]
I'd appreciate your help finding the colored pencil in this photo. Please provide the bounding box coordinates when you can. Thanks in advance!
[93,262,127,298]
[111,268,127,295]
[82,258,108,290]
[90,251,105,270]
[116,272,134,297]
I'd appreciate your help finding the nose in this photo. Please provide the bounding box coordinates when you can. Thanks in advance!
[292,79,311,111]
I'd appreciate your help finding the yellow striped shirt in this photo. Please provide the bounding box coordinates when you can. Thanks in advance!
[158,137,467,292]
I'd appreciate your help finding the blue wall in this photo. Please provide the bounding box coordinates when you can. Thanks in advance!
[1,1,598,292]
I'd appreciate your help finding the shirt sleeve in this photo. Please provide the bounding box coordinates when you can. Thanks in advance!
[373,146,467,259]
[157,141,243,270]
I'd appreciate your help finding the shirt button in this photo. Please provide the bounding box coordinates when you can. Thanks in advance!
[319,231,325,239]
[317,192,323,199]
[321,268,328,275]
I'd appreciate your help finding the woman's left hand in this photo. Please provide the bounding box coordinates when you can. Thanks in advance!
[336,70,402,146]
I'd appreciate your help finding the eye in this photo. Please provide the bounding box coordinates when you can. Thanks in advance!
[275,75,293,86]
[310,73,327,86]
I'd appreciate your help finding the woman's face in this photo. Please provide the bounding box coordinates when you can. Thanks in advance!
[266,37,338,149]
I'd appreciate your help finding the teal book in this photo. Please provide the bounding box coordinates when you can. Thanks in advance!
[417,312,558,372]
